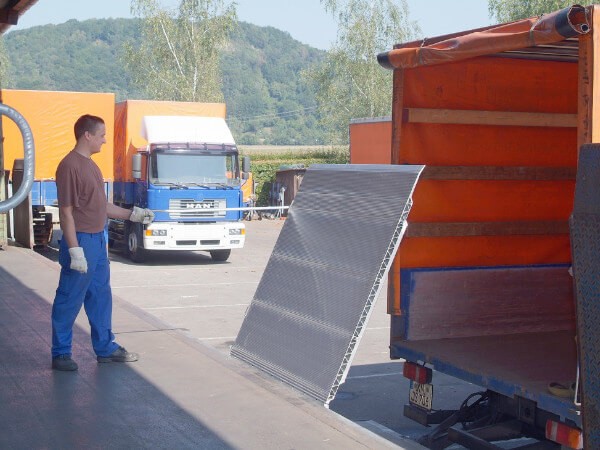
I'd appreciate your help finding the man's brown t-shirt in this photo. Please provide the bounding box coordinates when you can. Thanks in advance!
[56,151,107,233]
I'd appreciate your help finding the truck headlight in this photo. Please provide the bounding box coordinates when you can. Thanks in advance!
[229,228,245,236]
[146,229,167,236]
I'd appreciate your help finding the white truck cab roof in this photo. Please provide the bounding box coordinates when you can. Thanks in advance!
[141,116,236,146]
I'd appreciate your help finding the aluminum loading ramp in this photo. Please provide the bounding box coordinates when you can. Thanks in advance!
[231,164,423,405]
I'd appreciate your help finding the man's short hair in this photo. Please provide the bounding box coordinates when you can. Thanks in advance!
[74,114,104,141]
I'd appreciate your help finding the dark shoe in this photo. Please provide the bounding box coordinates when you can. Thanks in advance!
[97,346,139,363]
[52,354,78,371]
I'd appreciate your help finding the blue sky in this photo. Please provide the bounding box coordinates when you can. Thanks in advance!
[12,0,493,50]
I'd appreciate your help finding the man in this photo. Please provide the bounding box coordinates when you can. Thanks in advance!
[51,114,154,371]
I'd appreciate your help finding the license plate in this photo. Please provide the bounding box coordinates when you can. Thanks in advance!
[409,381,433,411]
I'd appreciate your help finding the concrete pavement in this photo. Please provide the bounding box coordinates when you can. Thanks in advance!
[0,243,425,449]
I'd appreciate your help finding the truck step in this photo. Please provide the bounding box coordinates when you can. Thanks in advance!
[33,213,53,247]
[448,424,559,449]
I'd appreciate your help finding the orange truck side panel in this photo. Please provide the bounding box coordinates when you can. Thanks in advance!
[410,180,575,222]
[403,57,577,113]
[114,100,226,182]
[2,89,115,179]
[349,119,392,164]
[379,56,578,314]
[400,124,576,167]
[398,56,577,270]
[397,235,571,268]
[399,58,577,168]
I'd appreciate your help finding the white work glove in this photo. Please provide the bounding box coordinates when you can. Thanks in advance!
[68,247,87,274]
[130,206,155,224]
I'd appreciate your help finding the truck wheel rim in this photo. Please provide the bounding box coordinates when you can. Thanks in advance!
[128,232,137,252]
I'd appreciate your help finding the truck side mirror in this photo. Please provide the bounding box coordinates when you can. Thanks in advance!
[132,153,142,180]
[242,155,251,174]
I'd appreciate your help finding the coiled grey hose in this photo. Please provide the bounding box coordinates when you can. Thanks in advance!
[0,103,34,213]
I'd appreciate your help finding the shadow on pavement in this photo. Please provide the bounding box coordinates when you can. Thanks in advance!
[0,263,232,449]
[330,362,429,441]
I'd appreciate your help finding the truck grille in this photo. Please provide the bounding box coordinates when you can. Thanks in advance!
[168,199,227,218]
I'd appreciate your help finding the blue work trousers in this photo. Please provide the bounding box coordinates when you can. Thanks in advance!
[51,231,119,358]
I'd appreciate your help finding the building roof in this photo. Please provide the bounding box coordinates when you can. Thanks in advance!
[0,0,39,34]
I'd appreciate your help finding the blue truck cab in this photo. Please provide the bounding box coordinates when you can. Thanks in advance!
[108,116,247,262]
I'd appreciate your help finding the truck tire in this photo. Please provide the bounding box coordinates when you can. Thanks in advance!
[210,249,231,262]
[127,225,146,263]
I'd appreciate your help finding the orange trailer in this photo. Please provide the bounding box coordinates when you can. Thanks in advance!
[2,89,114,180]
[1,89,115,246]
[366,4,599,448]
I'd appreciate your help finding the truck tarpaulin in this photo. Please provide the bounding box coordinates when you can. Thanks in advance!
[1,89,115,179]
[113,100,226,183]
[378,4,590,70]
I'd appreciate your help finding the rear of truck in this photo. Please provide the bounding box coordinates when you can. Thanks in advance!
[372,5,596,449]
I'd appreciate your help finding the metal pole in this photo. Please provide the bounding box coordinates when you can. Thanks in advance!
[150,206,290,213]
[0,103,34,213]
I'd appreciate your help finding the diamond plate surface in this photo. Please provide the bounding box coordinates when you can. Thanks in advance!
[231,164,423,405]
[570,144,600,448]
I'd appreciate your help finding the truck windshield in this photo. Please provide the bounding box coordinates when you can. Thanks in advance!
[149,152,240,186]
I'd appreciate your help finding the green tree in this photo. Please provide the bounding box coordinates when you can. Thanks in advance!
[124,0,236,102]
[0,37,9,87]
[4,18,327,143]
[303,0,420,144]
[488,0,573,23]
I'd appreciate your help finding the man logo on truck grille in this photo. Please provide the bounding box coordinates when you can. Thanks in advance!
[185,202,212,209]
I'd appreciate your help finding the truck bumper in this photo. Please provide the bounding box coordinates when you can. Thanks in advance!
[142,222,245,251]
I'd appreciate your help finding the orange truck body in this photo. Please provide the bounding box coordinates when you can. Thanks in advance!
[2,89,114,180]
[353,4,600,446]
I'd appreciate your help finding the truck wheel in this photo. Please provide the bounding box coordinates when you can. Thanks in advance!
[210,249,231,262]
[127,227,146,262]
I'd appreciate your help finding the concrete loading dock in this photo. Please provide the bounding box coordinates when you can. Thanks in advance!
[0,223,427,449]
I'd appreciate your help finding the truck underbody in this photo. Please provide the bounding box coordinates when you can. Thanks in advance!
[394,329,579,449]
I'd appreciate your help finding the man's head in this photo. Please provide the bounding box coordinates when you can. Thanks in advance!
[74,114,106,155]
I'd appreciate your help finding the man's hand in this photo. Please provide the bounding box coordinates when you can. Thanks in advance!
[130,206,155,224]
[68,247,87,273]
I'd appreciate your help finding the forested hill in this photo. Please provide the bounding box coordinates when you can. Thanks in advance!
[3,18,327,145]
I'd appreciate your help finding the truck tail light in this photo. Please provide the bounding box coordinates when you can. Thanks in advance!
[403,362,432,384]
[545,419,583,449]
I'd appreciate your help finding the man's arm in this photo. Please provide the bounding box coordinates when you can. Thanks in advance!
[59,205,79,248]
[59,205,88,273]
[106,202,155,224]
[106,202,132,220]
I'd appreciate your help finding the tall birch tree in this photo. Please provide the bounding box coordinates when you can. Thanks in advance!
[125,0,236,102]
[0,37,9,87]
[303,0,420,144]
